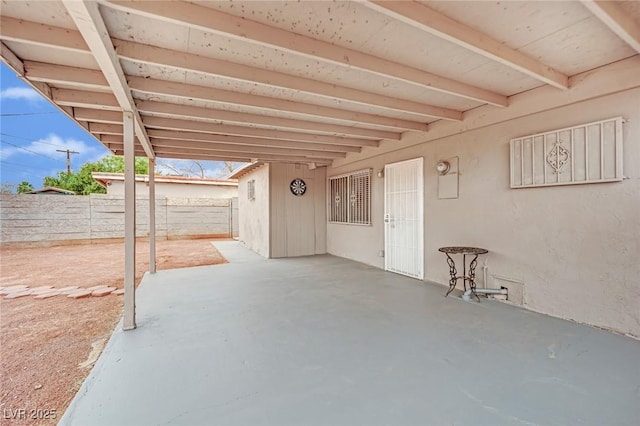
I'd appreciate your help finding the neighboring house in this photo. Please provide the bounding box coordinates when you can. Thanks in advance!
[92,173,238,199]
[27,187,76,195]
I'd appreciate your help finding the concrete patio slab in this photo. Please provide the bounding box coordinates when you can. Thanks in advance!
[60,241,640,425]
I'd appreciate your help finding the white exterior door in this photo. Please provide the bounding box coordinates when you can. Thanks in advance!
[384,158,424,279]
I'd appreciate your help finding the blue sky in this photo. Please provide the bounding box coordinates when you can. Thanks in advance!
[0,63,237,189]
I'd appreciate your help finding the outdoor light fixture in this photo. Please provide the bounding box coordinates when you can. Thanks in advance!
[436,160,451,175]
[377,169,384,178]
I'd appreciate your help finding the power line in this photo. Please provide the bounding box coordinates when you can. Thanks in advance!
[0,160,49,170]
[0,132,69,148]
[0,160,50,172]
[0,139,61,161]
[0,112,57,117]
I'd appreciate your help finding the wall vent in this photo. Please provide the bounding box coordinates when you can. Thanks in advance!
[491,275,525,306]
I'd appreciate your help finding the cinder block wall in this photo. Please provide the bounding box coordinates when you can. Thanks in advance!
[0,194,234,245]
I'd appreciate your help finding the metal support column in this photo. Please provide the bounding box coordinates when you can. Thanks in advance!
[123,111,136,331]
[149,157,156,274]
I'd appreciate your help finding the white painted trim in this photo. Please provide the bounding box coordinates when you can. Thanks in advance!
[62,1,155,159]
[582,0,640,54]
[149,158,156,274]
[510,178,623,189]
[122,111,136,331]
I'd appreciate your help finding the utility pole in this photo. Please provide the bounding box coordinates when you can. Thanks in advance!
[56,149,80,175]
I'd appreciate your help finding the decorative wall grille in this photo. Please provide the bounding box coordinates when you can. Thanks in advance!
[247,179,255,201]
[328,169,371,225]
[510,117,624,188]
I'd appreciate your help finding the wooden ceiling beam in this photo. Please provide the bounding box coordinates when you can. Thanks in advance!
[0,16,89,53]
[366,1,569,90]
[147,130,361,153]
[88,122,124,135]
[1,16,464,118]
[52,88,120,111]
[142,117,379,147]
[24,61,109,91]
[114,39,461,118]
[109,147,253,163]
[582,0,640,54]
[129,77,433,130]
[62,0,154,158]
[107,0,507,106]
[108,143,334,165]
[136,101,400,140]
[19,61,428,132]
[102,135,345,159]
[74,108,122,124]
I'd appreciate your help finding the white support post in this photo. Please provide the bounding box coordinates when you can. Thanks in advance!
[123,111,136,331]
[149,157,156,274]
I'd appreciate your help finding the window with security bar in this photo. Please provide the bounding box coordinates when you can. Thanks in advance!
[328,169,371,225]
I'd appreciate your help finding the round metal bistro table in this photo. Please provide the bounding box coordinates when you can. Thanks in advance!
[438,246,488,301]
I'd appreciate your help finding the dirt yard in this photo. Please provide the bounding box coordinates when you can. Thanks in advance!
[0,239,228,424]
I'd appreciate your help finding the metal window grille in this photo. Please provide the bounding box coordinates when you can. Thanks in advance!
[328,169,371,225]
[247,179,255,201]
[510,117,624,188]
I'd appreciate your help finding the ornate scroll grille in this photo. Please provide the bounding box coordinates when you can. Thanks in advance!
[510,117,624,188]
[328,168,371,225]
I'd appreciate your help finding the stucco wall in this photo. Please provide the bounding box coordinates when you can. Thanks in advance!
[0,194,234,244]
[238,164,270,257]
[269,163,326,258]
[106,181,238,199]
[326,89,640,338]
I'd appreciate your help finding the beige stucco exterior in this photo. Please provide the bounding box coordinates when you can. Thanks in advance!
[326,88,640,338]
[238,164,271,257]
[238,163,327,258]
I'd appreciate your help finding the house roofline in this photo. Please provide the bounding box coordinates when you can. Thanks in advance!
[92,172,238,188]
[28,187,76,195]
[227,161,266,179]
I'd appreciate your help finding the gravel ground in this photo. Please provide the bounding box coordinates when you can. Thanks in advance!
[0,239,228,425]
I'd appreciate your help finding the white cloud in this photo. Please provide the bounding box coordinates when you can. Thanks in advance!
[0,86,43,102]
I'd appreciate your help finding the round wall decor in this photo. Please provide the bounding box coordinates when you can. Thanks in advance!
[290,178,307,196]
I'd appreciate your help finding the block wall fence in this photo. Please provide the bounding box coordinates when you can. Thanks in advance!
[0,194,239,246]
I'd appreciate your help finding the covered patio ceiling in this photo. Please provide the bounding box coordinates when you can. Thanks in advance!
[1,1,639,166]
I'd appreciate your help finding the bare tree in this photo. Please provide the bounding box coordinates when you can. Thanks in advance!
[222,161,235,175]
[156,161,184,176]
[155,160,243,178]
[186,160,206,178]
